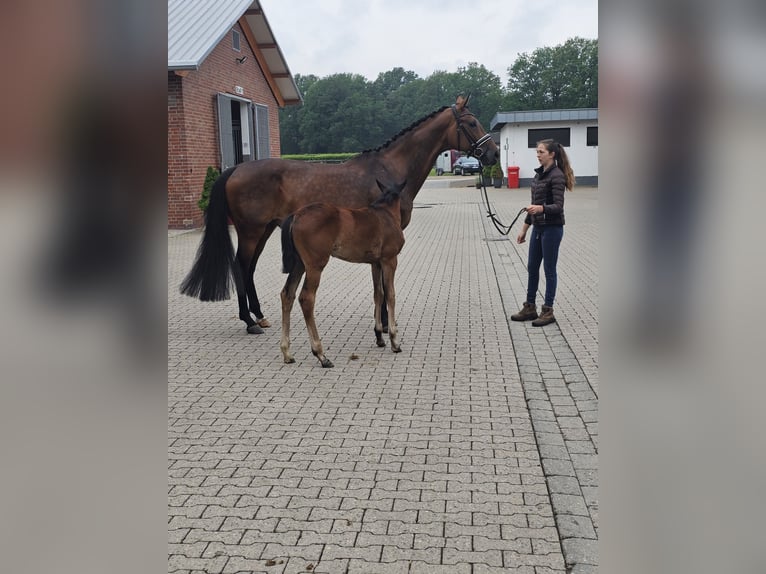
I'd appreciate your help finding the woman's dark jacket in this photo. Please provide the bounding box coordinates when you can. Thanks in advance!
[524,164,566,226]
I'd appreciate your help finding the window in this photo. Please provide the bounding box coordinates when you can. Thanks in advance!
[527,128,570,147]
[586,126,598,147]
[232,30,241,51]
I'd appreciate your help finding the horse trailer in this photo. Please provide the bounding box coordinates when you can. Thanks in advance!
[434,149,459,175]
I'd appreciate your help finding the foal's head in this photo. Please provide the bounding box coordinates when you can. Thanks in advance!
[372,179,407,207]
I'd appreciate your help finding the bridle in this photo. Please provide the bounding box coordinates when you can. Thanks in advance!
[451,104,493,161]
[449,104,525,235]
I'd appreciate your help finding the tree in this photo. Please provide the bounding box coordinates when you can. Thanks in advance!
[506,37,598,110]
[278,74,319,154]
[452,63,504,128]
[371,68,427,144]
[298,73,380,153]
[370,67,420,100]
[277,39,598,153]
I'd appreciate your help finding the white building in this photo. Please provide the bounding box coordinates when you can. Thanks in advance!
[490,108,598,187]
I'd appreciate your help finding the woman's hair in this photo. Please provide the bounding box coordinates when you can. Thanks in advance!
[538,139,576,190]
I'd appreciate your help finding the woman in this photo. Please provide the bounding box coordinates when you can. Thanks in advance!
[511,139,575,326]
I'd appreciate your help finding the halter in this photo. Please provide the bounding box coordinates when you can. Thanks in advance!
[451,104,493,161]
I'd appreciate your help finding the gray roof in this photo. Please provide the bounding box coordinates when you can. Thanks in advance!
[491,108,598,130]
[168,0,301,105]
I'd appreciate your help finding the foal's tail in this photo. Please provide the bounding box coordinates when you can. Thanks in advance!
[179,167,237,301]
[281,214,301,273]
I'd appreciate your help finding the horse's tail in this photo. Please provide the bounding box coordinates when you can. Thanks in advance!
[179,167,237,301]
[281,214,300,273]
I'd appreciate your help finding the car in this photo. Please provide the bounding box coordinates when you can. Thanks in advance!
[452,156,481,175]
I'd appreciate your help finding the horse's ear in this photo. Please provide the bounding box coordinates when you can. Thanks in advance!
[455,95,466,111]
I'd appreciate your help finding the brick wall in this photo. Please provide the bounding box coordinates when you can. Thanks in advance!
[167,72,190,228]
[168,21,284,229]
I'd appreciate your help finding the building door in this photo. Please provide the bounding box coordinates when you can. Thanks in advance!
[231,99,243,165]
[216,93,254,169]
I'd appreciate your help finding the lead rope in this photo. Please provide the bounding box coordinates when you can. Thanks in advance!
[479,179,527,236]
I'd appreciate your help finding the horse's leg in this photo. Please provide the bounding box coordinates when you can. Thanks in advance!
[280,262,304,364]
[245,223,278,328]
[298,268,333,368]
[381,259,401,353]
[380,284,389,333]
[371,264,386,347]
[234,234,262,334]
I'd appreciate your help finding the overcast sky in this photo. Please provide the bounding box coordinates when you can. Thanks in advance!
[259,0,598,84]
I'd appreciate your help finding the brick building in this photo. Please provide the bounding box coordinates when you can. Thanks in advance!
[168,0,301,229]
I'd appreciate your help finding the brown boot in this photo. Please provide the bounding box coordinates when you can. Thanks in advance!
[511,302,538,321]
[532,305,556,326]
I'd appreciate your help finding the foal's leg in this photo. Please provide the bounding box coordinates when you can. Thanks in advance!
[371,264,386,347]
[381,259,401,353]
[280,263,304,364]
[298,267,333,368]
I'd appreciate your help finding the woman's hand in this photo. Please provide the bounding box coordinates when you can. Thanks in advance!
[526,204,543,215]
[516,230,527,244]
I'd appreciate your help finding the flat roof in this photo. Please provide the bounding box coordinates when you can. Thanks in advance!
[491,108,598,130]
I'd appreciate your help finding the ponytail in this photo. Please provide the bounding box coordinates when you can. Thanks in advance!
[539,139,576,191]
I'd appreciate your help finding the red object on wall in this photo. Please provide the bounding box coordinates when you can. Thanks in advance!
[507,166,520,188]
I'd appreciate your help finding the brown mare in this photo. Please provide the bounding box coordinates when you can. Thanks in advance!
[280,180,407,368]
[180,95,498,334]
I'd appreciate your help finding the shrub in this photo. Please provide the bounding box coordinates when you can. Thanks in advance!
[490,162,503,178]
[198,166,220,212]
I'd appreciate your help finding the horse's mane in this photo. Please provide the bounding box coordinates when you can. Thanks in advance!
[359,106,449,155]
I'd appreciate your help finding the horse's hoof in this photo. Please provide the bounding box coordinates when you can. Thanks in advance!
[247,324,264,334]
[321,359,334,368]
[392,345,402,353]
[284,356,295,364]
[376,339,386,348]
[257,318,271,328]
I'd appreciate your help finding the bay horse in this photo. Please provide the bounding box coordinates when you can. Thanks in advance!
[180,95,498,334]
[280,180,407,368]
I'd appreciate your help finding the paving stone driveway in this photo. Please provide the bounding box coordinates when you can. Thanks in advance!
[168,178,598,573]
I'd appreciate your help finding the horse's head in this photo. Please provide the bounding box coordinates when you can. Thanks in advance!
[451,95,499,166]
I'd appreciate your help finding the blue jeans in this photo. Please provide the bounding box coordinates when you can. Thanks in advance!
[526,225,564,307]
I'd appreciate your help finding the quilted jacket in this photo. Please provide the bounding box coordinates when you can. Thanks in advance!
[524,163,566,226]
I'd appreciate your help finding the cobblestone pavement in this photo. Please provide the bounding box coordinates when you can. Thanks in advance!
[168,177,598,573]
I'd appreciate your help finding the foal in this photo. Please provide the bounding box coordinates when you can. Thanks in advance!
[280,180,407,368]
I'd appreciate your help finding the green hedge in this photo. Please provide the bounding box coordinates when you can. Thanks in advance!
[281,153,358,163]
[285,154,439,177]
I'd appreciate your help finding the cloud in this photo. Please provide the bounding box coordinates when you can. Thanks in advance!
[260,0,598,82]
